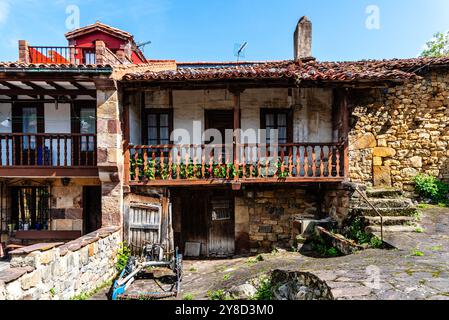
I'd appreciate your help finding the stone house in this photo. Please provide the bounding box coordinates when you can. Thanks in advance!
[2,18,449,258]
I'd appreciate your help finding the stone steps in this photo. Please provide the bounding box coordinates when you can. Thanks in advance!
[350,207,418,217]
[351,198,414,209]
[362,216,417,226]
[365,188,403,199]
[365,225,418,234]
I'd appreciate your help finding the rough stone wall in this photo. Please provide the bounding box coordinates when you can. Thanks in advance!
[0,227,120,300]
[235,188,320,253]
[349,70,449,192]
[97,85,124,227]
[322,186,352,226]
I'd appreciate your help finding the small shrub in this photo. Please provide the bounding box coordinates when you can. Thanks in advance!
[115,243,131,272]
[189,267,198,272]
[207,290,232,301]
[411,249,425,257]
[183,294,195,300]
[223,274,232,281]
[413,174,449,204]
[253,276,273,300]
[256,254,264,262]
[415,227,425,233]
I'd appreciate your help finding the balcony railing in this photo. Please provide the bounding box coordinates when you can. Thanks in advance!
[0,133,97,168]
[28,46,97,64]
[126,143,346,185]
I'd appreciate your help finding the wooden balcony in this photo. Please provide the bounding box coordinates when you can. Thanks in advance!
[0,133,98,177]
[28,46,96,64]
[126,143,346,186]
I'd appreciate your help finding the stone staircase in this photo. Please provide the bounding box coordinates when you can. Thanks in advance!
[350,188,420,235]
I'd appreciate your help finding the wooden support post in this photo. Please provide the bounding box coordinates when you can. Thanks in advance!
[123,92,131,186]
[340,90,350,179]
[232,89,242,181]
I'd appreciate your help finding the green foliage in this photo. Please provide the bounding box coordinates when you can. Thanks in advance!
[413,174,449,204]
[421,32,449,57]
[344,217,383,249]
[310,235,342,257]
[415,227,425,233]
[188,267,198,272]
[411,249,425,257]
[253,276,274,300]
[71,280,113,301]
[183,294,195,300]
[49,288,56,298]
[207,290,232,300]
[115,243,131,272]
[223,274,232,281]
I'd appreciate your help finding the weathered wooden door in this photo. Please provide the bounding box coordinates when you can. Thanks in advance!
[128,204,162,254]
[207,196,235,257]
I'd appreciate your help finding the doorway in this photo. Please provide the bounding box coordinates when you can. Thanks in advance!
[176,189,235,258]
[83,186,102,234]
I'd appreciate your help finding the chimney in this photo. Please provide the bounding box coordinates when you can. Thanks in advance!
[294,16,312,60]
[18,40,30,63]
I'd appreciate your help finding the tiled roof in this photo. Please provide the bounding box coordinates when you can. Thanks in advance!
[0,62,113,71]
[122,57,449,83]
[65,21,133,40]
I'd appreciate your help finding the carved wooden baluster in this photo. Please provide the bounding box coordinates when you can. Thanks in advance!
[64,136,68,167]
[185,145,190,178]
[296,146,300,177]
[141,148,147,182]
[242,145,246,178]
[289,146,293,177]
[327,146,333,177]
[34,135,38,166]
[70,136,74,167]
[336,147,341,177]
[304,146,309,177]
[160,147,165,180]
[257,144,261,178]
[209,147,214,178]
[49,136,53,167]
[0,136,3,166]
[201,145,206,179]
[226,146,230,179]
[311,146,317,177]
[132,149,138,182]
[265,145,270,178]
[280,146,285,178]
[9,136,13,167]
[176,146,181,179]
[152,148,157,179]
[319,146,325,178]
[249,145,254,179]
[57,136,60,167]
[168,146,173,180]
[192,145,197,179]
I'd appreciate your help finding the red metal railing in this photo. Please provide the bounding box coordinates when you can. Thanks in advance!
[0,133,97,168]
[126,143,345,184]
[28,46,97,64]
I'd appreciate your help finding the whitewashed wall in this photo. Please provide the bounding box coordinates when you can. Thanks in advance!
[0,103,12,166]
[140,88,334,145]
[44,103,72,166]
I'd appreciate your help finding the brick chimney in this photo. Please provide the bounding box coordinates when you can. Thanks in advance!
[294,16,312,60]
[18,40,30,63]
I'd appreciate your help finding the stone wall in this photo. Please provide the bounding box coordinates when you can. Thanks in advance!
[0,227,120,300]
[235,187,321,253]
[349,69,449,192]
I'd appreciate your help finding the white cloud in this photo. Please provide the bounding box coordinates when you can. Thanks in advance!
[0,0,10,25]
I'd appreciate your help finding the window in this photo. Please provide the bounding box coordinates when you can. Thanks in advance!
[80,108,96,152]
[260,109,293,145]
[11,187,50,231]
[143,110,173,146]
[211,200,232,221]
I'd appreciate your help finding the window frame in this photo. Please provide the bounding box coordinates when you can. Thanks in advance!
[142,109,174,146]
[260,108,294,145]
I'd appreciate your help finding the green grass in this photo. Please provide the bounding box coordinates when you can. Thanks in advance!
[415,227,425,233]
[411,249,425,257]
[431,245,443,251]
[252,276,274,300]
[183,294,195,300]
[207,290,233,301]
[223,274,232,281]
[71,279,114,301]
[189,267,198,272]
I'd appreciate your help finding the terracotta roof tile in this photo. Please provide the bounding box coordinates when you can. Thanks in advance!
[65,21,133,40]
[122,57,449,83]
[0,62,113,71]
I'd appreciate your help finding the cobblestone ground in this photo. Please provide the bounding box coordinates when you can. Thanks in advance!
[93,207,449,300]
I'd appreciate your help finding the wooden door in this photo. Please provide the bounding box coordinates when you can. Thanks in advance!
[207,195,235,257]
[128,204,162,254]
[205,110,234,162]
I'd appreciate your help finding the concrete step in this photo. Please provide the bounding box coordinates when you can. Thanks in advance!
[366,225,419,234]
[363,216,417,226]
[366,188,403,199]
[350,207,418,217]
[351,198,414,209]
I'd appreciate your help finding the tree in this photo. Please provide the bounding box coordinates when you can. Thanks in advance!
[421,32,449,57]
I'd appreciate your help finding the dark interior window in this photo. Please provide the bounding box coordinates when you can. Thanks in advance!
[261,109,292,145]
[144,110,172,146]
[11,187,50,231]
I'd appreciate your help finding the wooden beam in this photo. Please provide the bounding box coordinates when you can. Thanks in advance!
[0,89,95,96]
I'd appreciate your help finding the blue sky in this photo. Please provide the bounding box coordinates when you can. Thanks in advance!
[0,0,448,62]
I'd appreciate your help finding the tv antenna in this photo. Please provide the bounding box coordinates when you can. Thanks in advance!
[136,40,152,52]
[234,42,248,62]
